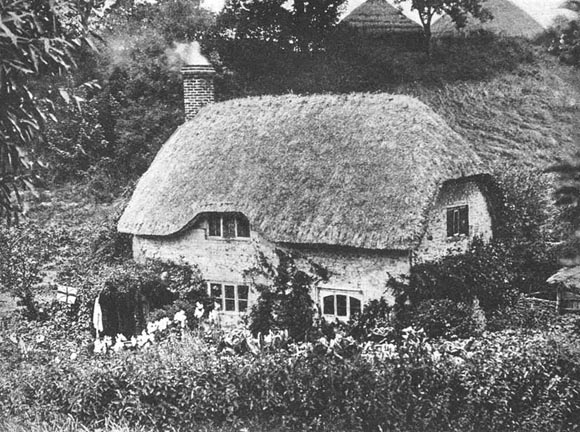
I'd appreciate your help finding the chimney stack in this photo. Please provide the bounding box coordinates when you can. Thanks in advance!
[182,64,216,121]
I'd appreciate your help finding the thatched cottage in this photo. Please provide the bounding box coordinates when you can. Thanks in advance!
[340,0,423,37]
[118,62,494,322]
[432,0,570,39]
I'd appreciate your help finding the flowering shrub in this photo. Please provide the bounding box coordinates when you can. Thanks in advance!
[2,325,579,431]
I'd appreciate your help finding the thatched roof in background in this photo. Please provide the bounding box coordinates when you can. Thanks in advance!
[341,0,423,35]
[432,0,544,38]
[118,93,483,250]
[548,266,580,287]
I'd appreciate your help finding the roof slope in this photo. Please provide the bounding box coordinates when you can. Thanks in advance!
[341,0,422,34]
[432,0,544,38]
[118,93,483,250]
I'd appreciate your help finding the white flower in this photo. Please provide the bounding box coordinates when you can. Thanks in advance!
[103,336,113,347]
[214,302,221,311]
[94,339,106,354]
[174,310,187,328]
[113,340,125,352]
[36,334,45,343]
[194,302,204,319]
[70,352,78,360]
[157,317,170,331]
[147,321,158,334]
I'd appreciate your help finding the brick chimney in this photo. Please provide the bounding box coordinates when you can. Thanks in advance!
[182,63,216,121]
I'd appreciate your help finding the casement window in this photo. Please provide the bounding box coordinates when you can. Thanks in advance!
[322,294,362,320]
[208,213,250,239]
[446,205,469,237]
[209,282,249,313]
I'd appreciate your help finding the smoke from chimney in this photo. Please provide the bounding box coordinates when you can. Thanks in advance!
[166,41,211,69]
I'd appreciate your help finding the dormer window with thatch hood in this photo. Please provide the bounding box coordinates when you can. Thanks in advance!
[207,213,250,239]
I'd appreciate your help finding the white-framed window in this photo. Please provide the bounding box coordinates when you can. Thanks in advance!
[321,293,362,320]
[207,213,250,239]
[208,282,249,313]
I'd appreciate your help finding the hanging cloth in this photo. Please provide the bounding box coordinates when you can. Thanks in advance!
[93,294,104,338]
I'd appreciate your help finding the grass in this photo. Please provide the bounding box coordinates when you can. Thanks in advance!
[211,34,580,171]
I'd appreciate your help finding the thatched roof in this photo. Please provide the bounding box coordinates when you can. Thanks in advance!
[432,0,544,38]
[341,0,422,35]
[118,93,484,250]
[548,266,580,287]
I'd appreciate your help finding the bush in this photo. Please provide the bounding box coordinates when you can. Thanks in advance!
[249,250,324,341]
[346,298,393,341]
[96,260,206,337]
[2,327,579,431]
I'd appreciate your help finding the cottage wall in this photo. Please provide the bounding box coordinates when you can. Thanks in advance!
[416,179,493,262]
[288,244,410,306]
[133,216,411,322]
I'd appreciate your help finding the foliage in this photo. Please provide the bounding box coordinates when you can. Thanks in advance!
[394,0,491,52]
[1,326,579,431]
[346,298,393,341]
[488,166,562,296]
[216,0,346,51]
[547,0,580,67]
[97,260,207,337]
[400,298,486,339]
[40,88,110,183]
[403,239,520,313]
[550,158,580,264]
[0,223,54,318]
[0,0,93,219]
[249,250,325,341]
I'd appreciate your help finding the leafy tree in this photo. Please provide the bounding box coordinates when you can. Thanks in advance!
[394,0,491,53]
[548,0,580,66]
[0,0,93,220]
[217,0,346,50]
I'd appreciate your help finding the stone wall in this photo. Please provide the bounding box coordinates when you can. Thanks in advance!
[416,178,493,262]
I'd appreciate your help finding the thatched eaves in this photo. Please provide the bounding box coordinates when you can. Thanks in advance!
[432,0,544,38]
[118,93,483,250]
[341,0,422,35]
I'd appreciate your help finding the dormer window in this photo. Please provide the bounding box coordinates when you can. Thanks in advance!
[446,205,469,237]
[208,213,250,239]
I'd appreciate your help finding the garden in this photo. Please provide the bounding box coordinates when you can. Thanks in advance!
[0,164,579,432]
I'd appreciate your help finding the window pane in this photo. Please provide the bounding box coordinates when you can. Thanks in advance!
[350,297,361,317]
[208,214,221,237]
[336,295,347,316]
[459,205,469,235]
[223,214,236,238]
[323,296,334,314]
[446,208,454,237]
[210,283,223,309]
[236,216,250,238]
[238,300,248,312]
[238,285,249,300]
[452,209,460,235]
[224,286,236,312]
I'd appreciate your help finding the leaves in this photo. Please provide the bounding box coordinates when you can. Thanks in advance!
[0,0,90,221]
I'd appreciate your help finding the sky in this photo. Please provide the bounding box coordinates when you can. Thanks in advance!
[200,0,576,28]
